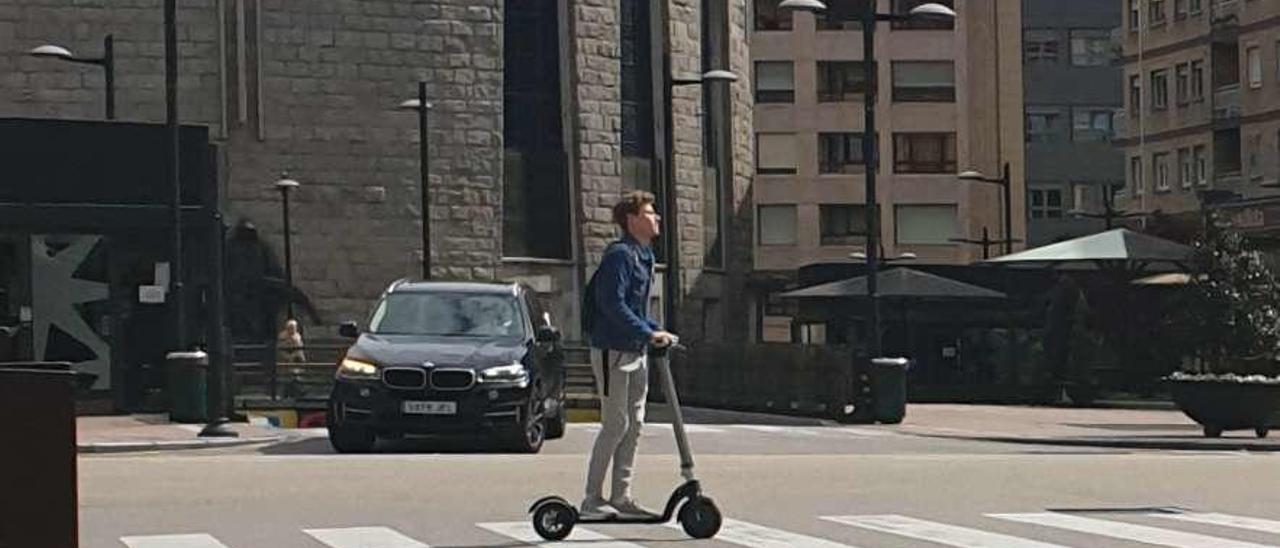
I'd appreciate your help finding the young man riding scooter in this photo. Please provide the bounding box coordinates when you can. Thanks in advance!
[580,190,677,520]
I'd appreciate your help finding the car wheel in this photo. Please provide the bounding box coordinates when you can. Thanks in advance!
[507,396,546,453]
[546,399,567,440]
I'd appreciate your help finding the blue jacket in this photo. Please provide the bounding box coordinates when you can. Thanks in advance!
[589,236,660,352]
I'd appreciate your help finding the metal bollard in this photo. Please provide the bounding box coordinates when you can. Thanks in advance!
[0,362,80,548]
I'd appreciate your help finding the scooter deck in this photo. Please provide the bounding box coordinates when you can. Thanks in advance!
[576,514,669,525]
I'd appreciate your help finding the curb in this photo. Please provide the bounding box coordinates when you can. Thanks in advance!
[77,435,285,454]
[905,431,1280,452]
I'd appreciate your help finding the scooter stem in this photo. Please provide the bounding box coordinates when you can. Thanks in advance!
[653,346,695,480]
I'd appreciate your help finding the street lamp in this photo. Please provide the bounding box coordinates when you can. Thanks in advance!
[950,227,1020,260]
[397,81,434,280]
[1067,185,1149,230]
[780,0,954,363]
[29,35,115,119]
[662,69,738,331]
[274,173,300,320]
[957,163,1014,255]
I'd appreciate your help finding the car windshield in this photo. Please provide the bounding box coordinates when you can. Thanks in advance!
[369,292,526,339]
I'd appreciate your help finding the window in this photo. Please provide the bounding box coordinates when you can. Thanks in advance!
[1190,0,1203,15]
[503,0,570,259]
[1194,145,1208,185]
[1129,74,1142,118]
[1131,156,1145,196]
[891,0,954,30]
[754,0,792,31]
[1072,183,1090,211]
[1179,147,1193,188]
[1072,107,1115,142]
[1191,60,1205,101]
[620,0,654,164]
[1070,29,1111,66]
[1149,0,1167,26]
[893,133,956,173]
[756,133,798,174]
[817,0,869,30]
[1247,46,1262,89]
[1151,69,1169,110]
[1175,0,1188,19]
[1175,63,1190,104]
[1029,188,1064,219]
[818,132,869,174]
[1215,128,1242,175]
[819,204,868,245]
[1154,152,1171,191]
[1026,107,1065,143]
[817,61,873,102]
[757,205,797,245]
[1024,29,1060,64]
[895,205,958,244]
[1248,133,1262,179]
[892,61,955,102]
[1129,0,1141,31]
[755,61,794,103]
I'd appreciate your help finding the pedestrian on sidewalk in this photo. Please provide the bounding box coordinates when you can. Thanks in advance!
[579,190,676,520]
[277,318,306,364]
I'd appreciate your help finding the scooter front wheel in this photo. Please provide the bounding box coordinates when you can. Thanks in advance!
[679,496,722,539]
[532,500,576,541]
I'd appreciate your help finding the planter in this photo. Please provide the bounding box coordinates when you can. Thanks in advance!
[1166,377,1280,438]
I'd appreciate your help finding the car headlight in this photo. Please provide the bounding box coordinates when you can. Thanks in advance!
[338,357,379,379]
[478,363,529,386]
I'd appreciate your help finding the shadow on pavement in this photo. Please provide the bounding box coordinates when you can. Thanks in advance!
[256,434,542,456]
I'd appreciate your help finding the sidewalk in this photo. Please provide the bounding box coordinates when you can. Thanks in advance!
[77,414,286,453]
[891,404,1280,452]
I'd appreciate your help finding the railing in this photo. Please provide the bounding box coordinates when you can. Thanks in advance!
[1213,84,1241,122]
[232,341,348,408]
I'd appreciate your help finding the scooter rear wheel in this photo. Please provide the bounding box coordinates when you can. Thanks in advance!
[679,496,722,539]
[532,501,576,541]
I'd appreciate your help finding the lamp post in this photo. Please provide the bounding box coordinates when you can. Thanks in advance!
[958,162,1014,255]
[163,0,185,350]
[29,34,115,120]
[780,0,954,362]
[397,82,433,279]
[1068,185,1149,230]
[949,226,1020,260]
[274,174,300,320]
[663,69,738,331]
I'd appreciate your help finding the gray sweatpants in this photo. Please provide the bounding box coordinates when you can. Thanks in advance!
[584,350,648,502]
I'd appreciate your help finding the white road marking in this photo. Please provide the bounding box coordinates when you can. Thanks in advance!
[823,514,1068,547]
[991,512,1277,548]
[303,526,429,548]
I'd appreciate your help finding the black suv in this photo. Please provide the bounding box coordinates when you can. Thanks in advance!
[327,280,567,453]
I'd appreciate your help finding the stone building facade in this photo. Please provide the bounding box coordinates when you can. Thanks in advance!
[0,0,756,346]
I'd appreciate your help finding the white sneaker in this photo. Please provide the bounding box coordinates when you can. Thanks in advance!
[610,497,658,519]
[579,496,618,519]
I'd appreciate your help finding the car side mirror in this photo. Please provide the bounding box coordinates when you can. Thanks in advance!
[535,324,561,343]
[338,321,360,339]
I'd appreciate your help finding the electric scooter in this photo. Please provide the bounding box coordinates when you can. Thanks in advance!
[527,337,722,540]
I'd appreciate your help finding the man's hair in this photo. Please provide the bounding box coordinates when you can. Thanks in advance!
[612,190,656,231]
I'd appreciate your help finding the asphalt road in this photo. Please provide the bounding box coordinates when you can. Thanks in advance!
[79,423,1280,547]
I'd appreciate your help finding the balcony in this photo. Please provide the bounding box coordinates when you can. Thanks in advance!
[1211,0,1240,36]
[1212,84,1241,126]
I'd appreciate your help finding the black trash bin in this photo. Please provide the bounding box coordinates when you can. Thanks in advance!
[870,357,911,424]
[166,350,208,423]
[0,362,79,548]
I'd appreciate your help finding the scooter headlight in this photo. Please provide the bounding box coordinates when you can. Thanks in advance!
[478,362,529,386]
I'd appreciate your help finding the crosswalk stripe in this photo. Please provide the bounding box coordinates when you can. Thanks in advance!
[303,526,429,548]
[732,425,823,436]
[119,534,230,548]
[1152,512,1280,535]
[822,515,1068,547]
[990,512,1278,548]
[477,521,646,547]
[666,518,859,547]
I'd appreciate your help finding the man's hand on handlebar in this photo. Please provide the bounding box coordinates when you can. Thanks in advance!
[650,330,678,348]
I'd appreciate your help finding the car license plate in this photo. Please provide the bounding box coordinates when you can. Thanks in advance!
[402,401,456,415]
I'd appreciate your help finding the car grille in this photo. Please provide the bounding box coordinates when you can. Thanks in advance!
[382,367,427,390]
[430,368,475,391]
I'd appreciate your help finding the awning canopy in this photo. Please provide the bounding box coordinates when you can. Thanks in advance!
[779,267,1007,300]
[983,228,1192,270]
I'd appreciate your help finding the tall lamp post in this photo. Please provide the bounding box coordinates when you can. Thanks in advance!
[275,174,300,319]
[949,226,1019,260]
[397,82,433,280]
[663,69,738,331]
[29,34,115,119]
[957,162,1014,255]
[780,0,954,362]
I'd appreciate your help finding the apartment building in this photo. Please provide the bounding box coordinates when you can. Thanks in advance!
[750,0,1025,276]
[1118,0,1280,234]
[1023,0,1125,245]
